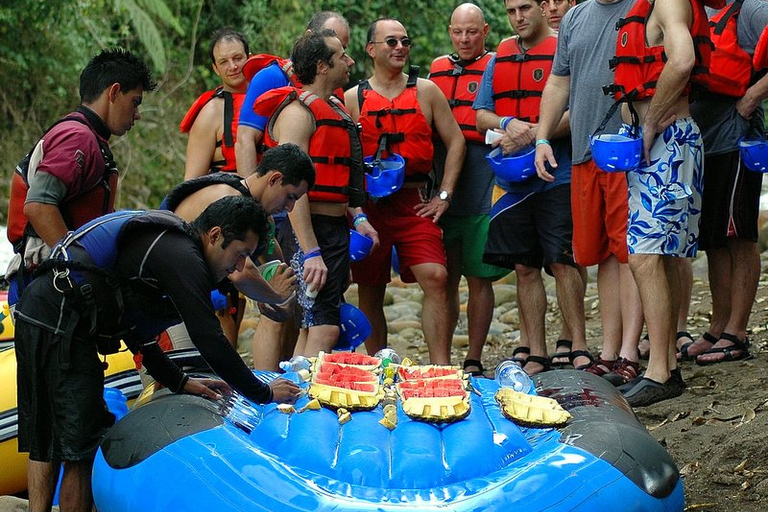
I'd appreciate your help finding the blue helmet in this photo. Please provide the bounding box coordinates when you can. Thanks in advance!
[590,133,642,172]
[364,153,405,198]
[486,146,536,182]
[739,137,768,173]
[348,230,374,262]
[335,303,372,351]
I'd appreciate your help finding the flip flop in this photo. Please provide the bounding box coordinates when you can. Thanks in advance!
[677,331,717,361]
[549,339,573,368]
[695,332,752,366]
[510,346,530,366]
[462,359,485,377]
[522,355,551,376]
[569,350,594,371]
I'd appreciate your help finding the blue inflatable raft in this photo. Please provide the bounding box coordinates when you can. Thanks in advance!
[92,368,683,511]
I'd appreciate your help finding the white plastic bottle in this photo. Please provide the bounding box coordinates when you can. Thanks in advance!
[279,356,311,373]
[495,360,534,393]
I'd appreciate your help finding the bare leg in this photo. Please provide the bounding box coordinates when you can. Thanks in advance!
[58,460,93,512]
[444,243,462,344]
[252,317,285,371]
[550,262,588,367]
[697,239,760,363]
[302,325,341,356]
[618,262,644,361]
[464,276,495,364]
[359,284,388,355]
[555,264,587,342]
[597,256,622,360]
[515,264,548,375]
[411,262,451,364]
[628,254,674,384]
[28,460,59,512]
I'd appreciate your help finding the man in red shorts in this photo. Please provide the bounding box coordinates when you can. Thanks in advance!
[534,0,644,385]
[345,18,466,364]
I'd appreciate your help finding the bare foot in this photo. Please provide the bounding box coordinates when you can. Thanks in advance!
[677,332,718,361]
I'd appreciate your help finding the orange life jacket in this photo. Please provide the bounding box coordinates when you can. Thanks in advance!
[356,69,433,180]
[491,36,557,123]
[179,87,245,172]
[7,115,118,250]
[753,25,768,71]
[243,54,299,84]
[606,0,713,101]
[699,0,752,97]
[256,86,365,205]
[428,52,492,144]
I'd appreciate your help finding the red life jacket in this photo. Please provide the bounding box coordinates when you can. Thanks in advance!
[428,52,492,144]
[698,0,752,97]
[7,114,118,250]
[255,86,364,205]
[491,36,557,123]
[243,54,299,84]
[179,87,245,172]
[754,25,768,71]
[607,0,713,101]
[356,70,433,180]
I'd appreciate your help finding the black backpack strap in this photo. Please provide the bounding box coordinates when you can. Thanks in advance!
[214,88,235,147]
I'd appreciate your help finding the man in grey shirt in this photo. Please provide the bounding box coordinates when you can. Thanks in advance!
[533,0,645,386]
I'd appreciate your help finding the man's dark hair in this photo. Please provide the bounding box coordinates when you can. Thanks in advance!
[291,29,337,85]
[256,143,316,189]
[208,27,250,64]
[191,195,268,250]
[367,17,400,45]
[306,11,349,33]
[79,48,156,103]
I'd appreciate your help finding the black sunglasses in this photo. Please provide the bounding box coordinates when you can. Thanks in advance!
[369,37,412,48]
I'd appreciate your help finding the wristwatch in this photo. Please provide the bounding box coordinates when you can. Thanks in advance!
[438,190,452,202]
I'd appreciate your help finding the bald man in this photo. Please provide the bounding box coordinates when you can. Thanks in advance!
[428,4,509,376]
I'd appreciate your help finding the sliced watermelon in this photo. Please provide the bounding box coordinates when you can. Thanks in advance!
[322,352,380,366]
[397,378,466,400]
[318,363,378,380]
[398,365,461,381]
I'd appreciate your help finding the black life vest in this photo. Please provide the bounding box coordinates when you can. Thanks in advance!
[161,172,250,212]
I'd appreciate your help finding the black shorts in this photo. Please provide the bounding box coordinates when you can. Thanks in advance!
[698,150,762,250]
[275,213,299,262]
[15,320,114,462]
[484,184,576,270]
[308,214,349,327]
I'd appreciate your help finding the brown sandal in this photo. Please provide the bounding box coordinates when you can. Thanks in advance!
[604,357,640,386]
[583,357,616,377]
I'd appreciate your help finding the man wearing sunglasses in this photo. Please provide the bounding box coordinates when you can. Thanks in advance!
[345,18,466,365]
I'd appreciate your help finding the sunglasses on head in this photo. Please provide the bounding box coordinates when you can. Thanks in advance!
[370,37,412,48]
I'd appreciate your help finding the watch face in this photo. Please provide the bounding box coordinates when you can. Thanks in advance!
[439,191,449,200]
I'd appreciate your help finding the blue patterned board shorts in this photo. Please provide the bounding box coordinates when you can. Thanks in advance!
[624,118,703,257]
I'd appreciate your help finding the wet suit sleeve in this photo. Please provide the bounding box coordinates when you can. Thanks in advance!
[128,230,273,404]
